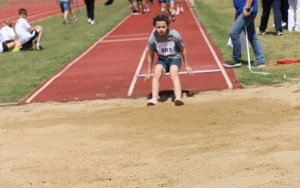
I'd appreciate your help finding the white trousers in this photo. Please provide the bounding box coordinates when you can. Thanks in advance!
[288,0,300,29]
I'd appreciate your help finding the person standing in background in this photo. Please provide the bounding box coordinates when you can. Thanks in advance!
[287,0,300,31]
[257,0,283,36]
[223,0,265,68]
[57,0,70,25]
[84,0,95,24]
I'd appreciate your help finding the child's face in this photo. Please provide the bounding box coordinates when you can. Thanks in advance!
[20,13,27,18]
[155,21,168,36]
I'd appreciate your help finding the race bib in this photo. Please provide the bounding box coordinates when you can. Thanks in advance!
[156,41,175,56]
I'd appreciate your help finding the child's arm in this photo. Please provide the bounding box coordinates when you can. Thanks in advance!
[145,49,154,81]
[181,47,193,75]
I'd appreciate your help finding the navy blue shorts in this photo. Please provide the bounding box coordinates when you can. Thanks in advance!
[157,58,181,73]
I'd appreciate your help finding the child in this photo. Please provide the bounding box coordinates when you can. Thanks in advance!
[15,8,44,50]
[0,30,16,53]
[288,0,300,31]
[145,12,193,106]
[57,0,71,25]
[1,19,22,51]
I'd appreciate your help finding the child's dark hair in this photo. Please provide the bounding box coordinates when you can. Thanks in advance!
[19,8,27,15]
[152,12,171,26]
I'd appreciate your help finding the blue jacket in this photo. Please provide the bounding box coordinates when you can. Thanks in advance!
[233,0,258,14]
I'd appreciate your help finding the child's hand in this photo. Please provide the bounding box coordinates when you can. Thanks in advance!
[185,65,194,75]
[144,74,151,82]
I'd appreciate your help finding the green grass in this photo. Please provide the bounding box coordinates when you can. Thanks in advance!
[194,0,300,85]
[0,0,130,103]
[0,0,299,104]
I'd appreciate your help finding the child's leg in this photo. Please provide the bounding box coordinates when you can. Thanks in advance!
[169,65,182,100]
[34,26,43,47]
[151,64,165,100]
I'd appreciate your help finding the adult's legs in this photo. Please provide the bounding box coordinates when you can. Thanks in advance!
[259,0,272,32]
[246,14,265,63]
[84,0,95,21]
[272,0,283,32]
[295,0,300,30]
[288,0,296,30]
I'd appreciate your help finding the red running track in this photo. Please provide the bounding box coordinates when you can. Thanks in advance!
[19,1,242,104]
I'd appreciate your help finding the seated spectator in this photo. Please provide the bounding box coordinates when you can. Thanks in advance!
[0,29,15,53]
[1,19,22,51]
[15,8,44,50]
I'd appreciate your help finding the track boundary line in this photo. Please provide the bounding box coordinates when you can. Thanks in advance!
[102,37,149,43]
[25,14,132,103]
[189,5,233,89]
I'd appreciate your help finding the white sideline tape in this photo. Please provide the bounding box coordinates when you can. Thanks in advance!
[137,69,221,77]
[283,75,300,81]
[245,27,270,75]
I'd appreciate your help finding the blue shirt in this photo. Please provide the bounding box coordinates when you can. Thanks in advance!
[233,0,258,14]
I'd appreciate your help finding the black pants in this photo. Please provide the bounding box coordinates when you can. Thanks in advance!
[84,0,95,20]
[259,0,282,32]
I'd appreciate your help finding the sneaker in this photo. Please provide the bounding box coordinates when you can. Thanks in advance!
[89,20,95,25]
[132,10,141,15]
[71,17,78,22]
[104,0,114,6]
[87,18,91,23]
[175,99,184,106]
[147,98,157,106]
[276,31,283,36]
[223,60,241,68]
[63,19,69,25]
[256,27,266,35]
[294,27,300,32]
[36,45,43,51]
[251,62,266,68]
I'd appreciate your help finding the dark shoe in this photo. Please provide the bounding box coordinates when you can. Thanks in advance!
[175,99,184,106]
[132,10,141,15]
[223,60,241,68]
[104,0,114,5]
[276,31,283,36]
[252,62,266,68]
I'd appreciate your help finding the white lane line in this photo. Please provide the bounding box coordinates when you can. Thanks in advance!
[25,15,132,103]
[127,30,154,97]
[189,3,234,89]
[136,69,221,77]
[102,37,149,43]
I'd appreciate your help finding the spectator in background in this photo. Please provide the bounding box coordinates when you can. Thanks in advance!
[0,28,16,53]
[15,8,44,50]
[129,0,141,15]
[281,0,288,27]
[57,0,70,25]
[223,0,265,68]
[68,0,78,22]
[84,0,95,24]
[287,0,300,31]
[1,19,22,51]
[257,0,283,36]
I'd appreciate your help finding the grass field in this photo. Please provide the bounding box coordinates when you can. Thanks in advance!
[0,0,299,104]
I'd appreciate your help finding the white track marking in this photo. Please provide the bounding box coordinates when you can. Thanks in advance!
[137,69,221,77]
[102,37,149,43]
[189,4,234,89]
[127,46,149,97]
[25,15,132,103]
